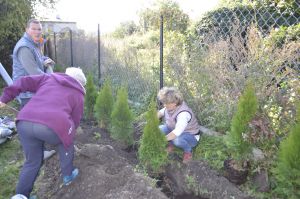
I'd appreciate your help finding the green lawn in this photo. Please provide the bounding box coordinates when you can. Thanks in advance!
[0,94,23,199]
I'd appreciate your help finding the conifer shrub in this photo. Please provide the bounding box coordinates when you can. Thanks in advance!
[226,82,258,164]
[138,101,168,174]
[110,87,134,147]
[84,73,97,120]
[274,103,300,198]
[94,79,113,128]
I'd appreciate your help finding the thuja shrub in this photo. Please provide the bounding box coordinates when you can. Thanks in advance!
[138,101,168,174]
[84,73,97,120]
[94,79,113,128]
[226,82,258,162]
[274,103,300,199]
[110,87,134,147]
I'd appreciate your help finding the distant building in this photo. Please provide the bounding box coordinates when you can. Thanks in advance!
[41,20,78,33]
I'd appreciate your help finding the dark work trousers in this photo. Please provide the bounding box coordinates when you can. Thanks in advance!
[20,97,53,152]
[16,121,74,198]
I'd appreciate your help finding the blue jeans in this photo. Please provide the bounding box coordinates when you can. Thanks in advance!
[159,124,198,152]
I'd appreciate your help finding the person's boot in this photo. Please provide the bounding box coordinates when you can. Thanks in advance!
[63,168,79,186]
[182,152,192,163]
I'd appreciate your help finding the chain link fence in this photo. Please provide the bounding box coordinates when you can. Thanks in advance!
[47,1,299,131]
[171,2,300,132]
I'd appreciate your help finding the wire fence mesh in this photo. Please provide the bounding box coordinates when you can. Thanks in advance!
[47,1,300,131]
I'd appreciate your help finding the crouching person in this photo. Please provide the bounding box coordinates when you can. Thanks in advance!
[157,87,201,163]
[0,67,86,199]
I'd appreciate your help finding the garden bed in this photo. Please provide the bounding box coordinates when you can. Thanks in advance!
[34,121,250,199]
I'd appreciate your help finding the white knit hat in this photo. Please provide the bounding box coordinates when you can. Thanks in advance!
[65,67,86,86]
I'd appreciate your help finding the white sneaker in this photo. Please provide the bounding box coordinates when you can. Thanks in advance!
[11,194,28,199]
[43,150,56,160]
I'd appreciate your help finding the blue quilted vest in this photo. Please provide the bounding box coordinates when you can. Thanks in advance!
[12,33,46,99]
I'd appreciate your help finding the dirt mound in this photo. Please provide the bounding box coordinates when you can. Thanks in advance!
[165,161,251,199]
[35,123,251,199]
[35,123,167,199]
[37,144,167,199]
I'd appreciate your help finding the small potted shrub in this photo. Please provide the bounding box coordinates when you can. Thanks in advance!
[224,83,258,185]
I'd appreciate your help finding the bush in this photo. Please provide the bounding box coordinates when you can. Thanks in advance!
[0,0,31,75]
[84,73,97,120]
[274,103,300,198]
[194,135,229,171]
[192,4,299,45]
[110,87,134,146]
[138,101,168,174]
[226,82,258,162]
[266,23,300,49]
[94,79,114,128]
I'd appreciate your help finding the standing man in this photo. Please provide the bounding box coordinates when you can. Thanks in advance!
[12,18,55,107]
[12,18,56,161]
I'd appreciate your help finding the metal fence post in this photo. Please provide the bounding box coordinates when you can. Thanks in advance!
[98,24,101,84]
[160,15,164,89]
[54,32,57,63]
[69,29,74,67]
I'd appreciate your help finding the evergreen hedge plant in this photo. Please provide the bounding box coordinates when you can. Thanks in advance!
[274,102,300,198]
[138,101,168,174]
[110,87,134,147]
[84,73,97,120]
[226,82,258,165]
[94,79,113,128]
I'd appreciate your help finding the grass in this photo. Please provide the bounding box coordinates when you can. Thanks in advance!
[0,93,23,199]
[0,137,23,199]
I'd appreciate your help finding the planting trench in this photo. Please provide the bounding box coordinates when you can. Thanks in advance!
[35,122,251,199]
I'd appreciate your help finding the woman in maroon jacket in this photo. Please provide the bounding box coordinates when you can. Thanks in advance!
[0,67,86,199]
